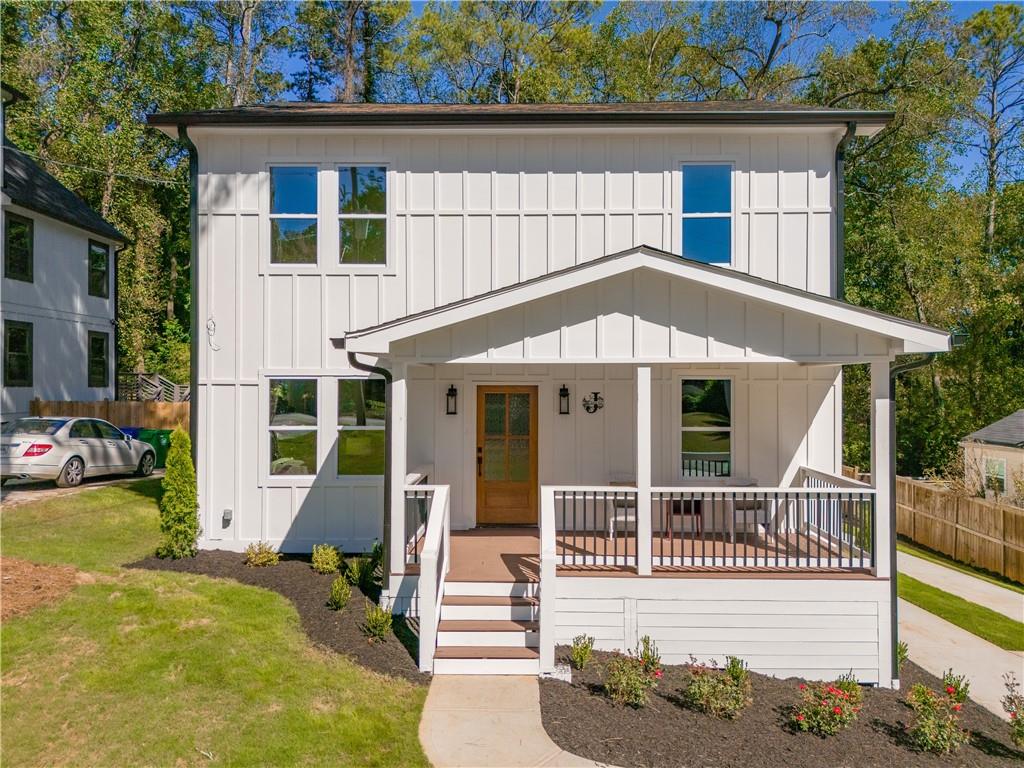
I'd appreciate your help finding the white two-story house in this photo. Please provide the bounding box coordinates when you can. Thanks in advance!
[2,83,124,421]
[150,102,949,685]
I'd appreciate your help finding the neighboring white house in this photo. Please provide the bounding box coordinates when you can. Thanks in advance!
[150,101,949,685]
[1,83,125,421]
[962,410,1024,504]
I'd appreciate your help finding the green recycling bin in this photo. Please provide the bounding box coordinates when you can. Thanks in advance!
[136,428,173,469]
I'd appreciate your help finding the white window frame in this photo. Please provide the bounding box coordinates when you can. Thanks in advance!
[678,376,734,479]
[266,163,321,270]
[985,457,1007,494]
[678,161,735,267]
[266,376,319,480]
[336,163,389,270]
[336,375,387,480]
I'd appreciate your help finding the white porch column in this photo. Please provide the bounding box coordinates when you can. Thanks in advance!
[389,363,408,585]
[870,360,891,578]
[636,366,652,576]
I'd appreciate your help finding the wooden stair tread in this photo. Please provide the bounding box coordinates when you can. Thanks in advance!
[434,646,539,660]
[438,620,538,632]
[441,595,538,606]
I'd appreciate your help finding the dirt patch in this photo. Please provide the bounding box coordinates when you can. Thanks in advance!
[132,550,426,685]
[0,558,80,620]
[540,649,1023,768]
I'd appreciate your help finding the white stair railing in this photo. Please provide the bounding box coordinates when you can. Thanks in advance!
[416,484,450,673]
[539,486,557,675]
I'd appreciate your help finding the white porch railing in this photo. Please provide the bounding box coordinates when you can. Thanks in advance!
[413,484,450,673]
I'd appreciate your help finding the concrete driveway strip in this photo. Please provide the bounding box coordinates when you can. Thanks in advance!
[900,599,1024,717]
[898,551,1023,622]
[419,675,618,768]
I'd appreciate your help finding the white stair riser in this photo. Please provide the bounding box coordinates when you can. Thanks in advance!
[440,604,537,621]
[437,631,539,648]
[433,658,540,675]
[444,581,539,598]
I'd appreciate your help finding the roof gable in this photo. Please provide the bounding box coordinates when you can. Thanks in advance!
[965,410,1024,448]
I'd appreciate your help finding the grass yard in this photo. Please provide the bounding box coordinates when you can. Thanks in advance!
[898,573,1024,651]
[898,538,1024,593]
[1,481,429,767]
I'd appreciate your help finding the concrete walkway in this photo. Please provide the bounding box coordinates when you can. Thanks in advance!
[900,599,1023,717]
[419,675,617,768]
[898,551,1023,622]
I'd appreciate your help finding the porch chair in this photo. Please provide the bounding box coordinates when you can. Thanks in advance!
[607,475,636,539]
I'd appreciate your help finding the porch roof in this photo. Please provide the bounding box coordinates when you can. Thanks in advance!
[340,246,949,362]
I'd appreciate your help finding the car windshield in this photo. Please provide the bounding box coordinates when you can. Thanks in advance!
[1,418,67,436]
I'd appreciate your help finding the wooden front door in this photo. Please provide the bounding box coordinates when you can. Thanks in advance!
[476,386,538,525]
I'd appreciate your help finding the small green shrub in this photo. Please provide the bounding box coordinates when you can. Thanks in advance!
[681,656,752,719]
[792,680,862,736]
[311,543,341,574]
[327,576,351,611]
[361,600,393,642]
[156,427,200,559]
[245,541,280,567]
[942,669,970,704]
[604,654,657,708]
[370,539,384,569]
[570,635,594,670]
[907,683,969,754]
[896,640,910,671]
[1002,672,1024,748]
[346,556,376,591]
[636,635,661,675]
[835,671,864,707]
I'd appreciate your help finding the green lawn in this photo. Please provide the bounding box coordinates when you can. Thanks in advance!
[897,538,1024,593]
[898,573,1024,652]
[1,481,429,767]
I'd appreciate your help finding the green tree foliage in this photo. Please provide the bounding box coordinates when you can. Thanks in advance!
[157,427,200,559]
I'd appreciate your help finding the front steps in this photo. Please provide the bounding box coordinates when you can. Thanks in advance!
[433,581,540,674]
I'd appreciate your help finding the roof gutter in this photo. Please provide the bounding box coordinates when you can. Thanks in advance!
[347,350,393,589]
[835,121,856,301]
[178,125,199,464]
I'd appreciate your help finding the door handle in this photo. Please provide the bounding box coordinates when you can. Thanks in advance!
[476,446,482,477]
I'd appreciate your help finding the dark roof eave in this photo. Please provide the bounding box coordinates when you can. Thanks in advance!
[6,197,127,244]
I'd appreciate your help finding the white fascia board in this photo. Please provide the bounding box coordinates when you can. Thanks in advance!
[345,248,949,355]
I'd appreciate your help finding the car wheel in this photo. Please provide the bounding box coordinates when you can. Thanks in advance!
[56,457,85,488]
[136,452,155,477]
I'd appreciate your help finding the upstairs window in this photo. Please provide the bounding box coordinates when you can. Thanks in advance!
[269,166,318,264]
[5,213,33,282]
[3,320,32,387]
[269,379,318,475]
[87,331,109,388]
[337,378,386,475]
[681,164,732,265]
[985,457,1006,494]
[88,240,110,298]
[338,165,387,265]
[680,378,731,477]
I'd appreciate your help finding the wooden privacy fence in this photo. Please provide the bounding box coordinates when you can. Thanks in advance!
[30,398,190,432]
[896,476,1024,584]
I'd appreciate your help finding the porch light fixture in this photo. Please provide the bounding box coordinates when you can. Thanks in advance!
[445,384,458,415]
[582,391,604,414]
[558,384,570,415]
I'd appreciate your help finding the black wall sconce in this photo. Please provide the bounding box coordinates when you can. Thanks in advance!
[445,384,458,415]
[582,391,604,414]
[558,384,570,415]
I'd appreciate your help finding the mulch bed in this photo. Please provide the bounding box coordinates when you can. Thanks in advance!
[132,550,426,685]
[1,557,83,620]
[540,648,1023,768]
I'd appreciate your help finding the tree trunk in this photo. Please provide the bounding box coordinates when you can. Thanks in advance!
[342,2,360,103]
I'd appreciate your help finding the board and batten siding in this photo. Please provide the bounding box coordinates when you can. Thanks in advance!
[554,577,891,684]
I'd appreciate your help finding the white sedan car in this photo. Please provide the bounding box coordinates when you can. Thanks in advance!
[0,417,156,487]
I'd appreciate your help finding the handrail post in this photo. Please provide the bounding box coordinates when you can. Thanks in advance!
[636,367,652,576]
[418,546,437,673]
[539,486,557,674]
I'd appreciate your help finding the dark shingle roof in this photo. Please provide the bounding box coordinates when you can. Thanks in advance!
[149,100,893,129]
[3,140,124,242]
[966,410,1024,448]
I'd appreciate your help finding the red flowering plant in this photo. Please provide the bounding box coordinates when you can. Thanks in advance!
[907,676,970,755]
[1001,672,1024,748]
[791,677,862,736]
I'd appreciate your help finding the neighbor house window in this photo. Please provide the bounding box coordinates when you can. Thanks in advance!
[338,378,386,475]
[985,457,1007,494]
[5,213,33,282]
[681,379,731,477]
[269,166,318,264]
[88,240,109,298]
[87,331,109,388]
[269,379,318,475]
[681,164,732,265]
[3,320,32,387]
[339,165,387,265]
